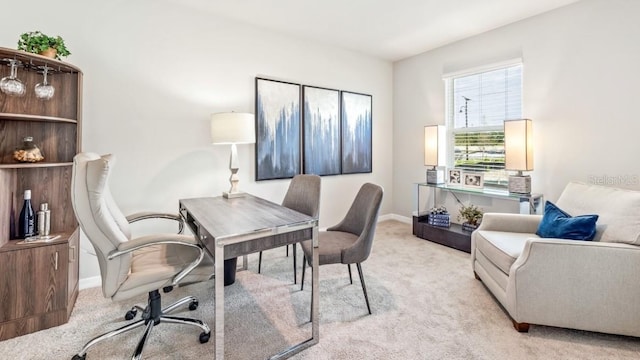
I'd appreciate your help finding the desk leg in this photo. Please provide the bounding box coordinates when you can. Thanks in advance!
[214,245,225,360]
[242,255,248,271]
[269,225,319,360]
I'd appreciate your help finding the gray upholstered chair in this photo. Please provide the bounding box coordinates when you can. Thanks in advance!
[258,174,321,284]
[70,153,213,360]
[300,183,383,314]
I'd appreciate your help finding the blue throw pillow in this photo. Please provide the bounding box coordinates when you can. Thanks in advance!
[536,201,599,241]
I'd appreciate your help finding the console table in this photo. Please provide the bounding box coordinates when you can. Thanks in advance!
[412,183,544,253]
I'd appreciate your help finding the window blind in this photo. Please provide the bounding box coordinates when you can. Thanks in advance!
[446,63,522,186]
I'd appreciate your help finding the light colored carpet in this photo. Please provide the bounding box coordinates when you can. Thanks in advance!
[2,220,639,359]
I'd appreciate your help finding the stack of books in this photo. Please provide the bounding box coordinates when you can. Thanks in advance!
[428,206,450,228]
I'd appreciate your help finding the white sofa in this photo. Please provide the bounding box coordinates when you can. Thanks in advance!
[471,181,640,336]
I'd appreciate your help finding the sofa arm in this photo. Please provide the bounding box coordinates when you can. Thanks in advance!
[476,213,542,234]
[506,239,640,336]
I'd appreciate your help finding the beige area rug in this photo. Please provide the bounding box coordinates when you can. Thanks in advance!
[1,220,639,359]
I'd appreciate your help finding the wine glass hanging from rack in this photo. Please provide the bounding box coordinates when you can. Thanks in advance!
[34,65,54,100]
[0,59,26,97]
[0,57,69,99]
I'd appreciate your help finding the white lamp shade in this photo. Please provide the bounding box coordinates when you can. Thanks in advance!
[211,112,256,144]
[504,119,533,171]
[424,125,446,167]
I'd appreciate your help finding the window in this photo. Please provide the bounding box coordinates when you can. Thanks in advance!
[445,62,522,187]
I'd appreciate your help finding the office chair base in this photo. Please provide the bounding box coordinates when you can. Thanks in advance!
[72,290,210,360]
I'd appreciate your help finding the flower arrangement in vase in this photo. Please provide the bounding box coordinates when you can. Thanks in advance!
[458,204,483,232]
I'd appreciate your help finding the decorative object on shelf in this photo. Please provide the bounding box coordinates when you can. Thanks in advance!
[23,202,58,243]
[341,91,372,174]
[34,65,54,100]
[458,203,483,231]
[424,125,446,184]
[447,168,462,185]
[255,77,301,180]
[13,136,45,163]
[428,205,450,227]
[505,119,533,194]
[211,112,256,198]
[463,172,484,189]
[461,223,478,232]
[302,85,341,176]
[18,189,35,239]
[17,31,71,60]
[0,59,26,97]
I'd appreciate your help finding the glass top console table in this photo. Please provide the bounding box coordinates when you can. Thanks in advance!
[412,183,544,253]
[414,182,544,216]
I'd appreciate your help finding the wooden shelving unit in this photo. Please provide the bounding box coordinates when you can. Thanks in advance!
[0,47,82,340]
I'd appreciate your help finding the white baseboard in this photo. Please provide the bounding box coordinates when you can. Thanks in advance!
[79,276,102,290]
[379,213,412,224]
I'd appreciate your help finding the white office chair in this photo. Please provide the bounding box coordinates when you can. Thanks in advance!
[70,153,213,360]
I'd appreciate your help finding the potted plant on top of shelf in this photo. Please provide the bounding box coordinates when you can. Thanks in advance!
[17,31,71,60]
[458,203,484,232]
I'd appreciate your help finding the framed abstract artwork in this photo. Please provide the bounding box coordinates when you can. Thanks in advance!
[341,91,372,174]
[255,78,302,180]
[302,85,341,176]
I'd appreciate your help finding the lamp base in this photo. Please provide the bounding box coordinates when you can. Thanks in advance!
[508,175,531,194]
[426,168,445,184]
[223,191,246,199]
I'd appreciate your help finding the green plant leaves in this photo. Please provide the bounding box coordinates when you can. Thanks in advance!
[17,31,71,60]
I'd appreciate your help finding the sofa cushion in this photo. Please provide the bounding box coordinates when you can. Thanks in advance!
[475,230,538,274]
[557,182,640,245]
[536,201,599,240]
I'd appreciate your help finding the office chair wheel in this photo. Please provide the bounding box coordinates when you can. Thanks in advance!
[124,308,137,320]
[189,299,199,311]
[199,332,210,343]
[71,354,86,360]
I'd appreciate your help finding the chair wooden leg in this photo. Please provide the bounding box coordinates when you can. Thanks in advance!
[258,251,263,274]
[513,320,530,332]
[293,243,297,284]
[356,263,372,315]
[347,264,353,284]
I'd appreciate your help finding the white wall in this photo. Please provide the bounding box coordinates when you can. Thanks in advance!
[1,0,393,281]
[393,0,640,219]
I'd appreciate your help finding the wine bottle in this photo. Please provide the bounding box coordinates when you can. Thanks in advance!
[18,190,35,239]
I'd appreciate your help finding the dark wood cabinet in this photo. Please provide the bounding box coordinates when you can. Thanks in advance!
[0,47,82,340]
[413,215,472,253]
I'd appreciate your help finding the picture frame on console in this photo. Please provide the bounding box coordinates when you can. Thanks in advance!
[463,172,484,189]
[447,169,462,186]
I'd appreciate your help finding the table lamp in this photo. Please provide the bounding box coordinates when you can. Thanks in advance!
[424,125,446,184]
[211,112,256,198]
[504,119,533,194]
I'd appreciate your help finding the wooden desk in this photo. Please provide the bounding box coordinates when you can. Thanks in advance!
[179,194,319,360]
